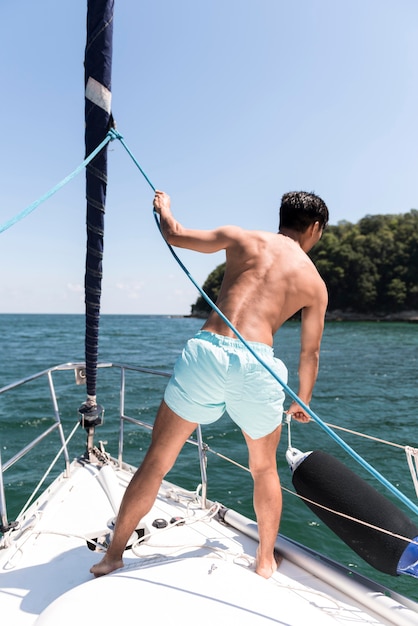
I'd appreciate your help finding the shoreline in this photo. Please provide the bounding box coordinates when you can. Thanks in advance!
[188,310,418,323]
[325,310,418,323]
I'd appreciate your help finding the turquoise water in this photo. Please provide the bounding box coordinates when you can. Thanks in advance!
[1,314,418,600]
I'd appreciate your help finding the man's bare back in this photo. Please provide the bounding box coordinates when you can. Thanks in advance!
[201,228,326,345]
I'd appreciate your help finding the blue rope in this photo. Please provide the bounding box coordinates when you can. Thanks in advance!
[109,129,156,192]
[0,132,115,235]
[114,132,418,517]
[3,127,417,516]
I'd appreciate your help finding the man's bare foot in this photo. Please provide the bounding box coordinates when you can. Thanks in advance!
[255,547,282,579]
[90,554,124,578]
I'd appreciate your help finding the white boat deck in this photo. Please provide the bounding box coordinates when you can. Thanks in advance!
[1,458,417,626]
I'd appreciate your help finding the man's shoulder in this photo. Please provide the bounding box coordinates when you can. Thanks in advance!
[221,226,272,246]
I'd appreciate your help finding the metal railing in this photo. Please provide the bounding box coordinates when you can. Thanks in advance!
[0,362,209,534]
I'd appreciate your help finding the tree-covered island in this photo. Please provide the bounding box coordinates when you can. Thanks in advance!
[190,211,418,321]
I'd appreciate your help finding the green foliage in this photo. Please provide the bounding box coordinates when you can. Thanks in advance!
[190,210,418,316]
[310,210,418,313]
[191,262,226,317]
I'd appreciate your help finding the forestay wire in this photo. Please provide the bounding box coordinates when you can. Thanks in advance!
[2,128,418,517]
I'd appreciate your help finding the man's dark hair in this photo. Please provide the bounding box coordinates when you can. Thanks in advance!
[279,191,329,233]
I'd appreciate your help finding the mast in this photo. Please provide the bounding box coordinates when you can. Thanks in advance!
[80,0,114,420]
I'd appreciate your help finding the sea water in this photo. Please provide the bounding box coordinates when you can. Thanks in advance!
[1,314,418,600]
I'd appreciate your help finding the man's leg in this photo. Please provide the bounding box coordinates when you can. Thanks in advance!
[243,425,282,579]
[90,400,198,577]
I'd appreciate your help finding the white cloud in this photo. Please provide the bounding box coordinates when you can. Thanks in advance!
[66,283,83,293]
[115,282,145,300]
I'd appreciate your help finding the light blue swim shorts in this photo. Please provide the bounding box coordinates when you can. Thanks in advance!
[164,330,288,440]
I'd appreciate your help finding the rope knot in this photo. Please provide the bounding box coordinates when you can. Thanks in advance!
[108,128,123,141]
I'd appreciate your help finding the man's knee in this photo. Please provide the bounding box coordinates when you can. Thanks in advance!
[249,461,278,478]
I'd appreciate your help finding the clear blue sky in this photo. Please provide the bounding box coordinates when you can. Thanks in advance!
[1,0,418,315]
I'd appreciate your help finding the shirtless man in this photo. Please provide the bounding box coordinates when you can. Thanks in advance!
[91,189,329,579]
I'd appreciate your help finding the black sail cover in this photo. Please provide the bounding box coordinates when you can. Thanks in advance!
[83,0,114,410]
